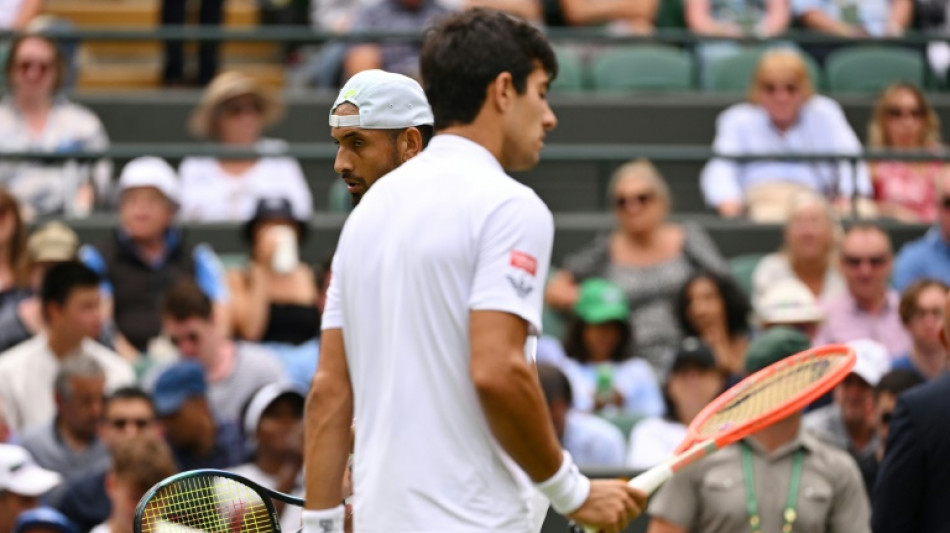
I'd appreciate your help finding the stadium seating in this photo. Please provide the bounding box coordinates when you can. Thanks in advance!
[708,47,824,93]
[825,45,926,94]
[551,47,588,92]
[590,45,695,92]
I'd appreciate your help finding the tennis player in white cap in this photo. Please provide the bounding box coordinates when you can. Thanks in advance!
[328,69,434,206]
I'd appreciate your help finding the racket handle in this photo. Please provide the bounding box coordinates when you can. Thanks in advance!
[577,460,676,533]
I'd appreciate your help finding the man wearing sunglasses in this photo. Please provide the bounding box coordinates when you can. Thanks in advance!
[893,173,950,291]
[814,223,911,358]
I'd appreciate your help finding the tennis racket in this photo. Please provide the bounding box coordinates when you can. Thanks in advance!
[575,343,855,533]
[133,469,304,533]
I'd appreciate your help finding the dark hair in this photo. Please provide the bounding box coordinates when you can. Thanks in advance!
[563,317,633,364]
[676,271,751,339]
[537,363,573,406]
[386,124,435,150]
[41,261,100,310]
[5,34,67,94]
[105,386,155,417]
[161,279,212,321]
[420,8,557,131]
[899,278,949,324]
[875,369,924,400]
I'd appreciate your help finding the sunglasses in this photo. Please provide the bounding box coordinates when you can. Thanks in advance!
[912,307,944,320]
[880,411,893,425]
[614,192,655,210]
[106,417,153,430]
[886,106,924,119]
[761,82,799,95]
[842,254,889,268]
[15,60,53,76]
[220,99,263,117]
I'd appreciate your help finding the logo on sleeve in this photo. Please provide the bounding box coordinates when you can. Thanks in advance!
[510,251,538,276]
[507,275,534,298]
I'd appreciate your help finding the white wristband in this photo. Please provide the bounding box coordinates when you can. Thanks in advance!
[302,505,345,533]
[534,450,591,515]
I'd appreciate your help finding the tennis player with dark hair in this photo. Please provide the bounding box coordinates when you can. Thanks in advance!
[303,8,644,533]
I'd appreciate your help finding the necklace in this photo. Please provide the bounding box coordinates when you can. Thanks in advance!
[740,440,805,533]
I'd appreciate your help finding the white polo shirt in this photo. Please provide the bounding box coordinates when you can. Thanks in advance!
[323,134,554,533]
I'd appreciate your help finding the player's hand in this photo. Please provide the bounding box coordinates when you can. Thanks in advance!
[567,479,647,533]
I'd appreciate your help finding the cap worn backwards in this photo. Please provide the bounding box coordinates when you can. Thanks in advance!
[329,69,434,130]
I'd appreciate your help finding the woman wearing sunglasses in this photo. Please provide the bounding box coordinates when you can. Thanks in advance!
[546,159,729,375]
[867,82,945,224]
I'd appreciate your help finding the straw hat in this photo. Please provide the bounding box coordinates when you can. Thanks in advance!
[188,71,284,139]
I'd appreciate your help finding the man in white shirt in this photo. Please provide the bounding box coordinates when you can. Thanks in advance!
[303,9,645,533]
[0,262,134,432]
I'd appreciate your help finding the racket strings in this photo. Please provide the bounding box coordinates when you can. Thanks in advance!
[697,353,846,438]
[139,475,276,532]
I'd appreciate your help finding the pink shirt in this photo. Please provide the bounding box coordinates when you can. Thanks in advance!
[873,161,941,223]
[814,290,911,359]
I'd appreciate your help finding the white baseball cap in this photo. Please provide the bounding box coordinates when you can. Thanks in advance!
[117,156,181,206]
[0,444,62,497]
[757,278,825,325]
[846,339,891,387]
[329,69,434,129]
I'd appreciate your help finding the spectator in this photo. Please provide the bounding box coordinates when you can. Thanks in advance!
[152,360,245,471]
[231,383,306,530]
[465,0,541,22]
[537,364,626,468]
[52,388,161,532]
[857,368,923,494]
[893,172,950,290]
[343,0,452,80]
[546,159,729,372]
[229,199,319,389]
[20,357,108,482]
[815,224,911,358]
[646,326,870,533]
[560,278,664,416]
[894,279,948,379]
[80,156,230,357]
[700,50,870,221]
[161,0,220,85]
[756,278,826,338]
[11,508,76,533]
[868,83,945,223]
[299,0,380,88]
[804,339,891,461]
[152,279,284,426]
[0,222,80,354]
[180,72,312,223]
[627,338,724,470]
[794,0,909,39]
[0,262,134,432]
[0,35,110,220]
[0,444,61,533]
[676,271,751,377]
[751,191,845,310]
[89,436,177,533]
[0,0,43,30]
[551,0,657,33]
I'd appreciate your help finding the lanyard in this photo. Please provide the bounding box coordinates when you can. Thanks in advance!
[740,441,805,533]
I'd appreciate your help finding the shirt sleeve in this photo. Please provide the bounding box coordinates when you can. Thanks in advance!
[192,244,230,303]
[321,251,343,331]
[79,244,113,296]
[468,194,554,336]
[701,108,746,207]
[870,396,924,532]
[892,244,922,292]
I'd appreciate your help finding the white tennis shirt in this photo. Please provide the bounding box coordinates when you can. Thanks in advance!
[322,134,554,532]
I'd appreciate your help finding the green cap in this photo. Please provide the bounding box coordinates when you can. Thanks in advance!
[745,326,811,374]
[574,278,629,325]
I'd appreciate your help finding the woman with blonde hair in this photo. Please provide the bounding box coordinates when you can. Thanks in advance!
[546,159,729,374]
[868,82,944,223]
[179,71,313,223]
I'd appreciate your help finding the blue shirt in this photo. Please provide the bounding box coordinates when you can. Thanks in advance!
[563,411,626,467]
[893,227,950,291]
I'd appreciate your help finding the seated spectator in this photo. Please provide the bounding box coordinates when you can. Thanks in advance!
[627,338,724,470]
[646,326,870,533]
[546,159,729,372]
[815,224,911,358]
[180,72,312,223]
[0,444,61,533]
[11,508,76,533]
[0,262,134,432]
[343,0,453,80]
[52,387,161,532]
[537,364,626,468]
[560,278,664,416]
[0,34,110,220]
[231,383,305,530]
[700,50,871,221]
[894,279,948,379]
[857,368,923,494]
[20,357,108,482]
[151,280,285,426]
[152,360,245,471]
[229,199,320,389]
[89,436,177,533]
[868,83,945,223]
[465,0,541,22]
[894,172,950,290]
[676,272,750,377]
[81,156,230,357]
[804,339,891,461]
[552,0,656,33]
[752,191,845,310]
[756,278,826,338]
[794,0,908,38]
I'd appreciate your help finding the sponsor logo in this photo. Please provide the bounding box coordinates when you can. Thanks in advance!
[510,251,538,276]
[507,275,534,298]
[319,518,335,532]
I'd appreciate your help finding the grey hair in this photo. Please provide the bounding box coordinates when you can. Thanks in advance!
[605,158,671,210]
[54,356,105,399]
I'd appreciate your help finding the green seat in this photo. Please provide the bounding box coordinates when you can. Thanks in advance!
[708,48,823,93]
[728,253,764,297]
[598,411,647,441]
[551,48,587,92]
[825,45,925,94]
[590,45,694,92]
[218,252,249,270]
[327,179,352,213]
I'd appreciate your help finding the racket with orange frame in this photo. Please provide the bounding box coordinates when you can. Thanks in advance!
[576,343,856,533]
